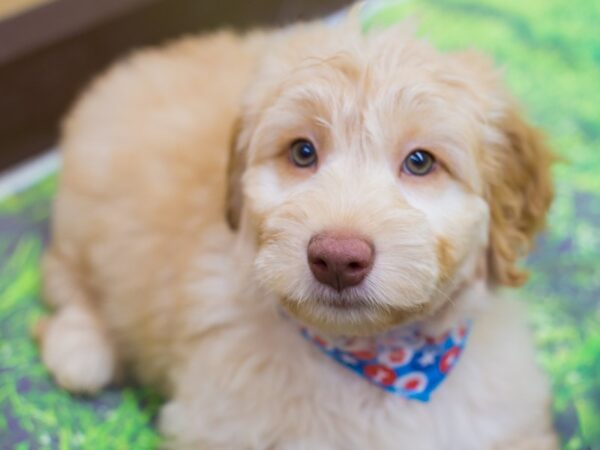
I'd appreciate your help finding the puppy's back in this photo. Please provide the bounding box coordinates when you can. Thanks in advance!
[42,30,265,390]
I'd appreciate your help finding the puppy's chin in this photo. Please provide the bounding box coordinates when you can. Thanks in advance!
[279,297,432,337]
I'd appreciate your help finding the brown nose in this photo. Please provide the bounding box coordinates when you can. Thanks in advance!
[307,232,374,291]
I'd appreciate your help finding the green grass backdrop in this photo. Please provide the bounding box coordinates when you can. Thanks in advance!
[1,1,599,448]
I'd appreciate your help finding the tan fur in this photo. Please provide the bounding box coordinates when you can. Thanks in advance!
[436,237,455,283]
[225,117,247,230]
[485,110,555,286]
[39,18,557,450]
[450,51,555,287]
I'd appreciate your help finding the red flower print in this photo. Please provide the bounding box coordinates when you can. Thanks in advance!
[364,364,397,386]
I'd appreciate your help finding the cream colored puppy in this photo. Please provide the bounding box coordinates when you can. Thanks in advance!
[39,16,558,450]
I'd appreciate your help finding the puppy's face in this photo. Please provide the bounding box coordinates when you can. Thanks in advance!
[227,24,553,335]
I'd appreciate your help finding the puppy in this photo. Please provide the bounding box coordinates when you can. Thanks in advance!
[39,15,558,450]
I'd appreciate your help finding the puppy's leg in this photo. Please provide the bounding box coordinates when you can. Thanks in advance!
[497,432,560,450]
[37,250,117,394]
[159,399,339,450]
[158,400,220,450]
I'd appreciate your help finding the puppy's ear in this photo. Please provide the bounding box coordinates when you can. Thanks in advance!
[484,101,555,287]
[453,51,555,287]
[225,117,247,230]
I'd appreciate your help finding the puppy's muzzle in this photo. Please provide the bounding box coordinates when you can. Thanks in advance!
[307,232,374,291]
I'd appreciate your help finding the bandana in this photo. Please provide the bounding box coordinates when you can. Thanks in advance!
[298,319,471,402]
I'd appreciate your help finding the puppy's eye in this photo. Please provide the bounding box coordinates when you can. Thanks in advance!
[402,149,435,176]
[289,139,318,168]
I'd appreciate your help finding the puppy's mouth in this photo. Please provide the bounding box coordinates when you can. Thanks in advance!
[280,294,374,317]
[312,296,371,311]
[279,294,430,336]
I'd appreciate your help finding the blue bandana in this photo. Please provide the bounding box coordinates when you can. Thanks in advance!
[299,320,471,402]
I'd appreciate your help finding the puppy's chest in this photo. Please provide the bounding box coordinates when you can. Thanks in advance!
[192,317,517,450]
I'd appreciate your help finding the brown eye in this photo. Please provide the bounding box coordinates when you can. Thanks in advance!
[403,149,435,176]
[289,139,317,168]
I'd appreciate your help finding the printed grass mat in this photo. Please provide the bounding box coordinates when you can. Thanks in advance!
[1,0,599,448]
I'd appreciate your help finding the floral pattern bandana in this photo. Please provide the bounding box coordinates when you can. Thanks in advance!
[299,320,471,402]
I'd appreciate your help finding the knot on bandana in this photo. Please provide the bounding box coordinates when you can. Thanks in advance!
[299,320,471,402]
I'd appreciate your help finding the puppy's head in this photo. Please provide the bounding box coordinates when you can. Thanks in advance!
[226,22,553,335]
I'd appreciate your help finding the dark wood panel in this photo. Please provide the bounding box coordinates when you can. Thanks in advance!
[0,0,159,65]
[0,0,350,169]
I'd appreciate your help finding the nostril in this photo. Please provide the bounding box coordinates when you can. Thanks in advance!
[347,261,365,271]
[313,258,328,270]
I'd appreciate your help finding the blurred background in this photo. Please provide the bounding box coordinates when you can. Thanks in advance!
[0,0,349,170]
[0,1,598,450]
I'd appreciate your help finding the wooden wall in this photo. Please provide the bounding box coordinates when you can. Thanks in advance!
[0,0,349,169]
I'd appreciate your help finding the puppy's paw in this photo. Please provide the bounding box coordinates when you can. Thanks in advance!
[40,305,116,394]
[159,401,226,450]
[498,433,560,450]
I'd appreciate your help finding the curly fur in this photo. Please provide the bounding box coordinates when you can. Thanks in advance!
[39,16,557,450]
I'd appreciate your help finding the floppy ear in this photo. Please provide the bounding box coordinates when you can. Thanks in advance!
[484,104,555,287]
[452,51,555,287]
[225,117,247,230]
